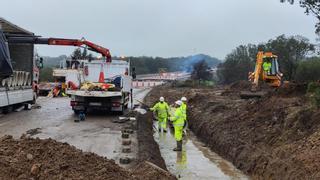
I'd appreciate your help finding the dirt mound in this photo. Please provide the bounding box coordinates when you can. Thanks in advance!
[0,135,176,180]
[133,161,176,180]
[136,113,168,171]
[229,80,252,90]
[0,135,134,180]
[276,82,308,97]
[147,84,320,179]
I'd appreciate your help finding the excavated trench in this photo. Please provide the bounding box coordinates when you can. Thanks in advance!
[145,82,320,179]
[153,124,247,179]
[144,86,248,179]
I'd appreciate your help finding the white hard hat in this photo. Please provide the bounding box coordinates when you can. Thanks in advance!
[159,97,164,102]
[181,97,187,101]
[175,100,182,106]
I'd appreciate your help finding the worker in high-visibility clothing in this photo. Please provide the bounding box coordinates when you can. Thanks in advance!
[170,100,184,151]
[150,97,170,133]
[263,59,272,75]
[181,97,187,128]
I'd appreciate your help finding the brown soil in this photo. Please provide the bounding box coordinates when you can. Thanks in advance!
[136,113,168,171]
[0,135,133,180]
[132,161,176,180]
[0,134,176,180]
[146,83,320,179]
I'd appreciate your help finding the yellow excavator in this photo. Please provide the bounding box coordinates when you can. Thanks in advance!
[240,51,283,98]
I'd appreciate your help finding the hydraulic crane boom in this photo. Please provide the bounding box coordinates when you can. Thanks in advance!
[5,35,112,62]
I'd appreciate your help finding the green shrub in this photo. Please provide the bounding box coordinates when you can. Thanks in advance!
[307,82,320,108]
[307,82,320,93]
[295,57,320,82]
[39,67,54,82]
[314,89,320,108]
[173,79,215,88]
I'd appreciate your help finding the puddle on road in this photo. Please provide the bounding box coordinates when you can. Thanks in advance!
[154,123,248,180]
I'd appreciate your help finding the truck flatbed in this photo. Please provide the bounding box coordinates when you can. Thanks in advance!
[66,90,122,97]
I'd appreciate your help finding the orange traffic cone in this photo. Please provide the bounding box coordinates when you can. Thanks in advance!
[98,63,105,83]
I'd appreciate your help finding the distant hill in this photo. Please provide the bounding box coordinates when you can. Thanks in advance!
[42,55,67,68]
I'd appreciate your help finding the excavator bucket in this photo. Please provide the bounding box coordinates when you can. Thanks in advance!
[0,30,13,80]
[240,91,268,99]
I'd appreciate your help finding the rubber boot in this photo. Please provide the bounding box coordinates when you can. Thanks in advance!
[158,128,161,132]
[178,140,182,151]
[173,141,182,151]
[163,129,167,133]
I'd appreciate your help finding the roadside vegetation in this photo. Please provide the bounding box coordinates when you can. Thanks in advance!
[217,35,316,84]
[39,67,54,82]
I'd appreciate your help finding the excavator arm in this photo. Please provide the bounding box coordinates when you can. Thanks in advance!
[251,51,264,91]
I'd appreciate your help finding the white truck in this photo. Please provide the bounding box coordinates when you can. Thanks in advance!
[66,60,132,114]
[0,19,38,113]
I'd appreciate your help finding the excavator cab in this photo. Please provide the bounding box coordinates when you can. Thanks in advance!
[260,52,282,87]
[263,53,280,76]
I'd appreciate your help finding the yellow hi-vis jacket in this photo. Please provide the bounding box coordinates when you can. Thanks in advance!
[170,106,184,127]
[150,102,169,118]
[181,102,187,121]
[263,62,272,73]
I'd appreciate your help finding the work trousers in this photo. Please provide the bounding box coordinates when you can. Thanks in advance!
[174,125,184,141]
[158,117,167,130]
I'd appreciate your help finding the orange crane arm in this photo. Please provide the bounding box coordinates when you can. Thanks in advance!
[47,38,111,62]
[5,35,112,62]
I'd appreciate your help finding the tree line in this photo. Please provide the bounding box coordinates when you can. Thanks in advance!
[127,54,220,75]
[217,35,319,84]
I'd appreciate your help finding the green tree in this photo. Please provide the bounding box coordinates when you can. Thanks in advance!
[295,57,320,82]
[191,60,212,80]
[71,48,82,59]
[217,44,258,84]
[264,35,315,80]
[39,67,54,82]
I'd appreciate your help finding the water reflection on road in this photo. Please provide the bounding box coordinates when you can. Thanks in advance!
[154,123,248,180]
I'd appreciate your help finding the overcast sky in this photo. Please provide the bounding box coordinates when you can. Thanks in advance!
[1,0,318,59]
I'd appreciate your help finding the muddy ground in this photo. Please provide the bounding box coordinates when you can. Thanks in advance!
[0,88,175,179]
[136,112,168,170]
[146,82,320,179]
[0,135,175,180]
[0,135,132,179]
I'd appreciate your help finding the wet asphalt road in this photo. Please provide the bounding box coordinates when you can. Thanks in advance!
[0,89,151,167]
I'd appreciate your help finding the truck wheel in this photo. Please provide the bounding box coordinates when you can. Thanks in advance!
[24,103,32,110]
[2,106,13,114]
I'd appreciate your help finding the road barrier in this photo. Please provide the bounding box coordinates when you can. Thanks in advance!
[132,81,165,88]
